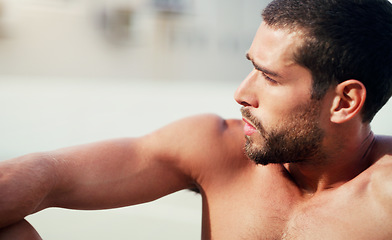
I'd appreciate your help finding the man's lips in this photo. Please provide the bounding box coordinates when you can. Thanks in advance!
[242,118,257,136]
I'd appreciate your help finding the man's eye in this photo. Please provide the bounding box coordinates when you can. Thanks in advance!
[261,72,278,84]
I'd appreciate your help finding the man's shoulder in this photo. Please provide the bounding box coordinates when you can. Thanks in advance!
[176,113,243,131]
[181,114,245,154]
[368,135,392,212]
[146,113,247,165]
[152,114,249,186]
[169,113,244,140]
[375,135,392,151]
[371,135,392,169]
[148,113,241,134]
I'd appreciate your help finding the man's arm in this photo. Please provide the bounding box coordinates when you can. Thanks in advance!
[0,114,244,228]
[0,220,42,240]
[0,131,194,228]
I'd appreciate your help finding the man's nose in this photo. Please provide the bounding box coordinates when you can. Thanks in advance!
[234,70,259,108]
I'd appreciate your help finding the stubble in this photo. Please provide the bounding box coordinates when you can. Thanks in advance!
[241,100,326,166]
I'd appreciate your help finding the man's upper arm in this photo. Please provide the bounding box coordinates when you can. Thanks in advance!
[42,114,245,210]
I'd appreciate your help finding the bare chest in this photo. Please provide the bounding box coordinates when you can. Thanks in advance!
[281,194,391,240]
[201,173,391,240]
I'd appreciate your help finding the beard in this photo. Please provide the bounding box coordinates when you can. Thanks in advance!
[241,100,326,166]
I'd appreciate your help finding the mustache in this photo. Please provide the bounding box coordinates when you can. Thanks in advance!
[240,107,266,135]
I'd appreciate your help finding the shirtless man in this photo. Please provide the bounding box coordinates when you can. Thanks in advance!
[1,0,392,239]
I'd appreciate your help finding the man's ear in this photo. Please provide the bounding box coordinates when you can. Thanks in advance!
[330,80,366,123]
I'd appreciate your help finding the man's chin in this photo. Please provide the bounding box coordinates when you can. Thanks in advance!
[244,141,272,165]
[244,139,301,166]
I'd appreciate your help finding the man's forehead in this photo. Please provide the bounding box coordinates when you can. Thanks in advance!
[248,22,302,72]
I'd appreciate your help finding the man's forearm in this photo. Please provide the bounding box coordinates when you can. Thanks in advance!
[0,219,42,239]
[0,153,55,228]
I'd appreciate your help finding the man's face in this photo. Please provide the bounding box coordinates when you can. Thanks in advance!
[241,100,325,165]
[235,22,326,165]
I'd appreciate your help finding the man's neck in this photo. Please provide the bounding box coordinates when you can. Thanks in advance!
[284,129,375,195]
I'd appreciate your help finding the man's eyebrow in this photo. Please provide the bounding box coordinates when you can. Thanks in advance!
[246,53,281,78]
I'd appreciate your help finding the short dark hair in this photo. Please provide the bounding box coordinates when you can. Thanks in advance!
[262,0,392,122]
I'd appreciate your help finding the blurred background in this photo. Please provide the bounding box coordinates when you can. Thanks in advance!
[0,0,391,239]
[0,0,267,81]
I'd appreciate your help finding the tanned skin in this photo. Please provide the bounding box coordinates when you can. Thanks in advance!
[1,23,392,240]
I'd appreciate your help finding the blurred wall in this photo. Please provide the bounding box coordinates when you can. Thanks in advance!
[0,0,268,82]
